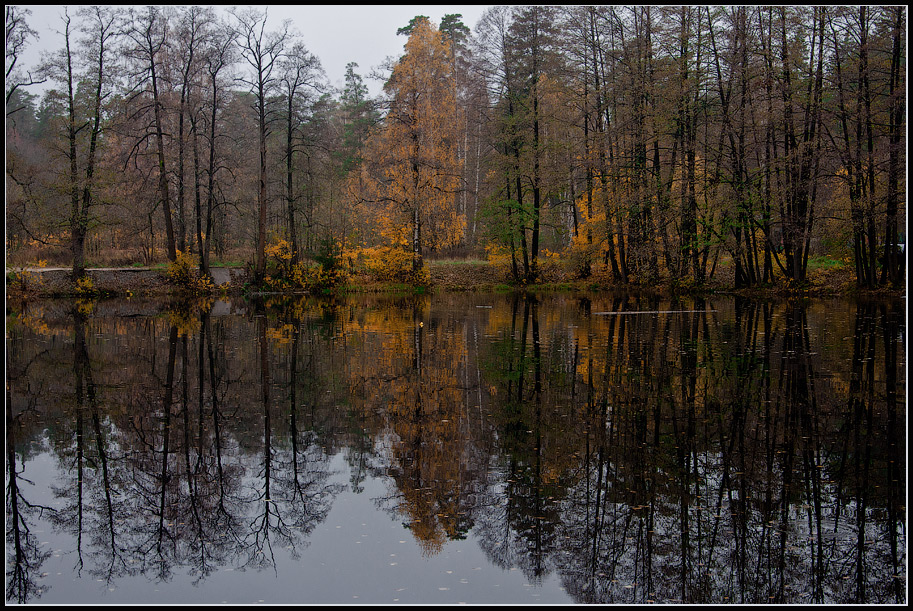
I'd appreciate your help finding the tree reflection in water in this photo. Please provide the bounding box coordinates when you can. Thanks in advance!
[5,293,905,604]
[6,329,54,603]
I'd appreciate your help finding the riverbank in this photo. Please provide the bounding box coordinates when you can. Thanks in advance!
[5,259,902,301]
[6,266,245,295]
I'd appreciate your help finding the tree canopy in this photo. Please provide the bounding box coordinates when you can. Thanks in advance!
[5,6,906,290]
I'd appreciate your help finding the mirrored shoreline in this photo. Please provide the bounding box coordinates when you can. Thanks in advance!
[6,293,906,604]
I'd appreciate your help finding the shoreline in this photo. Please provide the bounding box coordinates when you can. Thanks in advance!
[6,262,905,302]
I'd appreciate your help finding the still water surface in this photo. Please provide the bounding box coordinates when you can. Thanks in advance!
[6,292,906,604]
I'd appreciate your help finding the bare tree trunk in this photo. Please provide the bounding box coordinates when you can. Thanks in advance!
[286,94,299,264]
[136,8,177,262]
[66,8,112,278]
[192,113,208,278]
[530,78,541,283]
[233,8,289,285]
[64,15,84,279]
[153,77,175,262]
[883,6,904,286]
[256,84,268,281]
[177,89,192,255]
[203,34,230,279]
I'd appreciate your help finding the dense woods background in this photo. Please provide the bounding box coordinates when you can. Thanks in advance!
[5,6,906,289]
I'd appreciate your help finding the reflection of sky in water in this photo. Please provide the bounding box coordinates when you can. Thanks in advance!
[6,294,906,604]
[18,451,572,605]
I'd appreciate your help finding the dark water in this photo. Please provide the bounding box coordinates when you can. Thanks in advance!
[6,292,906,604]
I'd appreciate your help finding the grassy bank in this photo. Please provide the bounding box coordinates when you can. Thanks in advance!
[6,256,902,302]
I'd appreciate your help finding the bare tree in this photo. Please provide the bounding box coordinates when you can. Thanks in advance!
[125,6,177,262]
[172,6,211,254]
[278,41,324,264]
[231,7,291,285]
[5,6,45,114]
[198,20,236,278]
[46,7,120,277]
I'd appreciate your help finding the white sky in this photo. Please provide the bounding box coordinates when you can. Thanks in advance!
[13,5,492,98]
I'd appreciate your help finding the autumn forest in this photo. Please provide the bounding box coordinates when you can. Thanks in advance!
[5,7,907,605]
[4,6,907,291]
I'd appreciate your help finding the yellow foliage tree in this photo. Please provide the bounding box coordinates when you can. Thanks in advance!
[351,17,464,274]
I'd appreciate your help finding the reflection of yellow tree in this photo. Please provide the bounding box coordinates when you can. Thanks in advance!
[388,323,469,555]
[344,298,475,555]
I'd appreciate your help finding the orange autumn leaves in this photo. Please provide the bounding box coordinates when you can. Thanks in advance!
[348,18,464,273]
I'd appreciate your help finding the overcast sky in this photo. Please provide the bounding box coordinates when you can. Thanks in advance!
[13,5,492,98]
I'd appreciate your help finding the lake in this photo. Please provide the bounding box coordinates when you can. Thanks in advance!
[5,291,906,604]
